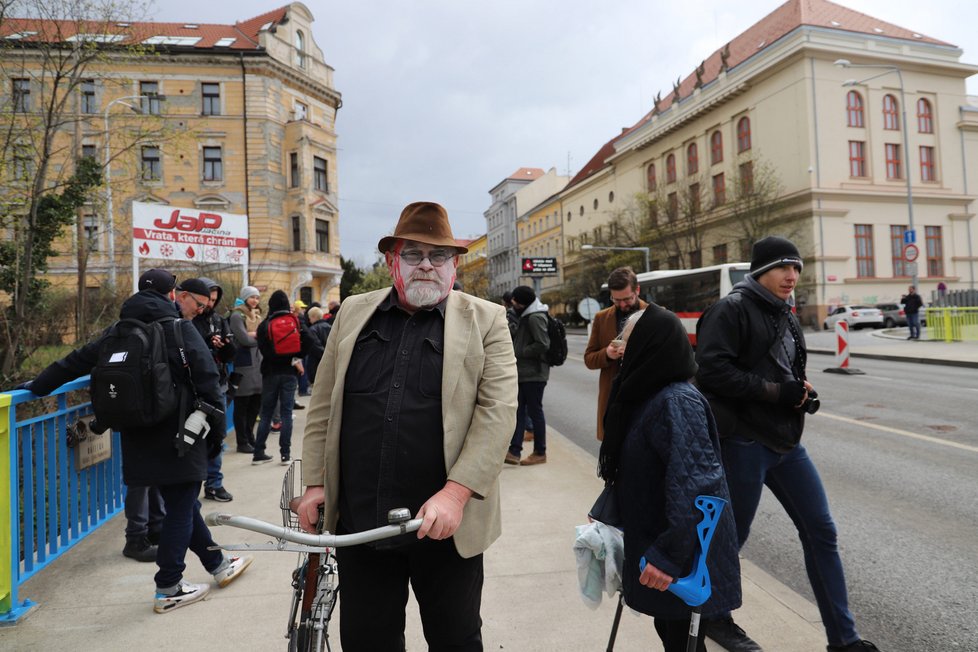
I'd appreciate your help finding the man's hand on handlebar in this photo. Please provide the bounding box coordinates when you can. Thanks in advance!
[296,485,326,533]
[415,481,472,540]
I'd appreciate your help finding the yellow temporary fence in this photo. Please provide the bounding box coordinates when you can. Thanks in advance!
[924,307,978,342]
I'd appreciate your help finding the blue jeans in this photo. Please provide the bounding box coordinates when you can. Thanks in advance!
[907,312,921,339]
[205,396,227,490]
[508,381,546,457]
[254,374,297,458]
[720,438,858,647]
[155,482,223,589]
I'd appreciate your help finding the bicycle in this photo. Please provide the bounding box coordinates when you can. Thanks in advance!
[205,460,422,652]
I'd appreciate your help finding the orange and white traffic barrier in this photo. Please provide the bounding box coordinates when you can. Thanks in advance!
[834,320,850,369]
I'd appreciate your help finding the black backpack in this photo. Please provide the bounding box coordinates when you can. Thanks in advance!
[90,317,183,430]
[544,314,568,367]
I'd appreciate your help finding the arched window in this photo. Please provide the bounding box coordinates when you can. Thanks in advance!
[846,91,864,127]
[917,98,933,133]
[666,154,677,183]
[737,117,751,153]
[883,94,899,130]
[687,143,699,175]
[710,131,723,164]
[646,163,656,191]
[295,30,307,68]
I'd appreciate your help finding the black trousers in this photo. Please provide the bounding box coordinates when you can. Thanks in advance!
[654,616,706,652]
[335,537,483,651]
[232,393,261,447]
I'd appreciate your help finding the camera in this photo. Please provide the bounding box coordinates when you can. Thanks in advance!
[802,389,820,415]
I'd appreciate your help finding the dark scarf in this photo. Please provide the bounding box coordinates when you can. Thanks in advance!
[598,303,699,483]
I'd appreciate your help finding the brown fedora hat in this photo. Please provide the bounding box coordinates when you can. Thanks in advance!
[378,201,469,254]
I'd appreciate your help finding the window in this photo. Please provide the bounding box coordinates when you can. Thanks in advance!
[666,153,676,183]
[294,101,307,121]
[141,146,161,181]
[882,94,899,130]
[713,243,728,265]
[917,98,933,133]
[12,144,33,180]
[295,30,306,69]
[313,156,327,192]
[292,215,301,251]
[593,198,599,210]
[885,143,902,179]
[925,226,943,276]
[890,225,908,277]
[737,117,751,153]
[81,144,97,161]
[849,141,867,177]
[84,214,99,251]
[667,255,679,269]
[81,79,97,114]
[689,183,701,214]
[738,161,753,195]
[646,163,656,191]
[12,78,30,112]
[712,173,726,206]
[201,83,220,116]
[710,131,723,164]
[315,219,330,252]
[846,91,864,127]
[689,250,702,269]
[687,143,699,175]
[289,152,299,188]
[855,224,875,277]
[920,146,935,181]
[667,192,678,221]
[202,146,222,181]
[140,81,161,114]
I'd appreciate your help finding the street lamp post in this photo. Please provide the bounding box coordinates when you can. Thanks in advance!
[835,59,918,290]
[102,95,144,290]
[580,244,651,273]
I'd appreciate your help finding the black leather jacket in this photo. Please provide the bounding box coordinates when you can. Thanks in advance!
[694,278,806,453]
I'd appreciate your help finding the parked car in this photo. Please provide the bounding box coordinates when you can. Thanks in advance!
[822,305,884,330]
[875,303,926,328]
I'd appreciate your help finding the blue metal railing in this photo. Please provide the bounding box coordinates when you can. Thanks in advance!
[1,376,122,624]
[2,376,235,624]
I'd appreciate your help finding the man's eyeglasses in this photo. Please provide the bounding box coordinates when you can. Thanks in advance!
[398,250,454,267]
[185,293,208,311]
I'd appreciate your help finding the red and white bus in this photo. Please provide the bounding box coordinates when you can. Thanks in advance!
[600,263,751,345]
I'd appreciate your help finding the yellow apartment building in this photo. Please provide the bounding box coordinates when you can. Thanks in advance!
[1,3,342,305]
[517,194,564,305]
[561,0,978,326]
[456,234,489,299]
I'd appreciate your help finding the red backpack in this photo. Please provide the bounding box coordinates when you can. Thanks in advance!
[268,311,301,356]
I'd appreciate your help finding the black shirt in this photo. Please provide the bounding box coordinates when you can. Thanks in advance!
[337,290,447,546]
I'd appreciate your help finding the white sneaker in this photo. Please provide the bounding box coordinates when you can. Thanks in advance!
[213,555,253,588]
[154,580,210,614]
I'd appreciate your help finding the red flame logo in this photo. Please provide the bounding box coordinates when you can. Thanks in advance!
[138,242,150,255]
[186,246,196,259]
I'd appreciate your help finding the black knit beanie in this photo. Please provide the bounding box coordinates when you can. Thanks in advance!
[268,289,291,313]
[750,236,803,278]
[511,286,536,306]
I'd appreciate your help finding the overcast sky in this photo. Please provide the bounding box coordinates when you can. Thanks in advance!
[149,0,978,266]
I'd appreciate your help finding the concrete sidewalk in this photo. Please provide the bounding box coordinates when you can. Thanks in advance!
[1,413,827,651]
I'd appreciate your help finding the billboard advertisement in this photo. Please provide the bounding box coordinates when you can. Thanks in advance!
[131,201,249,267]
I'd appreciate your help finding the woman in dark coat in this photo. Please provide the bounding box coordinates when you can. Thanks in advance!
[599,305,741,652]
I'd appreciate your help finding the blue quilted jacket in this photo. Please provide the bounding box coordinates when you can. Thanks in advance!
[616,381,742,618]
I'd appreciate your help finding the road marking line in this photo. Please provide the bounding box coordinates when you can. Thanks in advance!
[818,411,978,454]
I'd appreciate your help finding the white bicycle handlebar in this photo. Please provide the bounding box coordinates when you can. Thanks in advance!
[205,512,423,548]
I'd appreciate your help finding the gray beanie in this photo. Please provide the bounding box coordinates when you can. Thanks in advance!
[239,286,260,301]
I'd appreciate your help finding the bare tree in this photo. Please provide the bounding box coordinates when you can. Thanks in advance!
[0,0,169,374]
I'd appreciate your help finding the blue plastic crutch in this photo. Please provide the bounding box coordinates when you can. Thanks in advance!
[641,495,727,652]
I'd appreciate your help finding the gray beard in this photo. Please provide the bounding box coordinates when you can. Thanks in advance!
[405,282,444,308]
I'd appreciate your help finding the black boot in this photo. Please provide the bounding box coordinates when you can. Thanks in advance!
[702,616,763,651]
[123,537,158,562]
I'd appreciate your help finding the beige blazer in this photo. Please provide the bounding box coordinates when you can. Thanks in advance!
[302,288,518,558]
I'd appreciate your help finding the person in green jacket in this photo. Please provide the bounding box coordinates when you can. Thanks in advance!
[505,285,550,466]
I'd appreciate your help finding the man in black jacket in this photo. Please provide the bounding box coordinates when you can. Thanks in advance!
[901,285,924,340]
[21,268,253,614]
[190,277,236,502]
[253,289,310,465]
[695,237,878,652]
